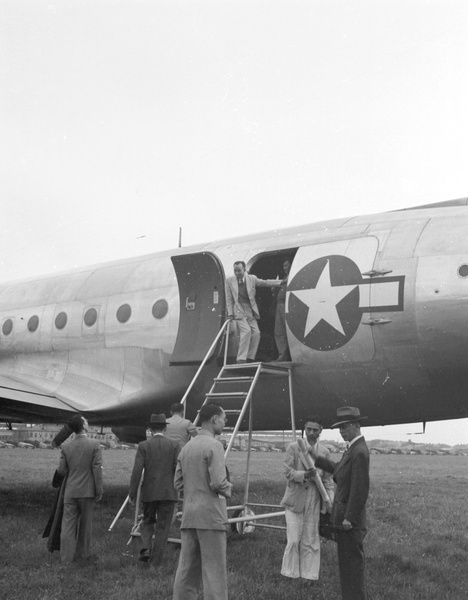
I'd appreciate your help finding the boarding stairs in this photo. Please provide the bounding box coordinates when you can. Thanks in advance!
[192,361,294,458]
[179,318,297,460]
[179,320,297,534]
[109,320,297,539]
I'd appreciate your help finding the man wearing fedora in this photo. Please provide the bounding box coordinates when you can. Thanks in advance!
[312,406,370,600]
[129,413,180,566]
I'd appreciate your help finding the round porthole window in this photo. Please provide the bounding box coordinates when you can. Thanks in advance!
[55,312,67,330]
[117,304,131,323]
[2,319,13,336]
[152,299,169,320]
[28,315,39,332]
[458,265,468,278]
[84,308,98,327]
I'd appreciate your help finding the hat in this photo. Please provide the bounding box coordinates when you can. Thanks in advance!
[331,406,367,429]
[147,413,168,427]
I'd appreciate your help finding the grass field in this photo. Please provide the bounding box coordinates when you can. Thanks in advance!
[1,448,468,600]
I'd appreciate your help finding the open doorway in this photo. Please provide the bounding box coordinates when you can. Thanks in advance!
[170,252,226,365]
[248,249,298,362]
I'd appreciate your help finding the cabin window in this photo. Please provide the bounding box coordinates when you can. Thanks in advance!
[152,299,168,320]
[84,308,98,327]
[117,304,131,323]
[55,312,67,330]
[28,315,39,332]
[458,265,468,278]
[2,319,13,336]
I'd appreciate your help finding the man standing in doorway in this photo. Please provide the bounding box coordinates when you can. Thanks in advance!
[57,415,103,564]
[312,406,370,600]
[273,258,292,361]
[129,413,180,566]
[226,261,282,364]
[172,403,232,600]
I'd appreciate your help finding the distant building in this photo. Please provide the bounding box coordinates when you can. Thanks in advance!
[0,424,118,447]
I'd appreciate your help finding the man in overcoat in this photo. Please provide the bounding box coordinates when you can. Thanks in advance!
[313,406,370,600]
[129,413,180,566]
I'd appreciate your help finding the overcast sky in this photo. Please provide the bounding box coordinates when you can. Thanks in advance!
[1,0,468,444]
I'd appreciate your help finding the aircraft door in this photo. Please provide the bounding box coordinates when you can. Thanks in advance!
[170,252,226,365]
[286,237,379,365]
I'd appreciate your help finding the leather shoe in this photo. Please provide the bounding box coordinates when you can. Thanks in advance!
[139,549,150,562]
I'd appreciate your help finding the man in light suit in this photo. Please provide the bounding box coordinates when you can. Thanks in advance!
[172,403,232,600]
[313,407,370,600]
[165,403,198,450]
[129,413,180,566]
[226,261,282,363]
[57,414,103,564]
[280,415,334,582]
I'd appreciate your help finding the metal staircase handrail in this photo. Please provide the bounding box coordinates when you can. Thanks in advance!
[192,364,228,428]
[224,363,263,458]
[180,318,231,411]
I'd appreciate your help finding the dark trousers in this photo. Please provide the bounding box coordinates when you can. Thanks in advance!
[141,500,176,565]
[336,528,367,600]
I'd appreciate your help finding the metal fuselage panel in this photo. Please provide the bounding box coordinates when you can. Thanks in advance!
[1,206,468,428]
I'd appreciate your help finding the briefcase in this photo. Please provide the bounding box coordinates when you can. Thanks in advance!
[319,512,337,542]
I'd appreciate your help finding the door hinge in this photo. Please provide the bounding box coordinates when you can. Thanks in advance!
[361,268,393,277]
[362,318,392,326]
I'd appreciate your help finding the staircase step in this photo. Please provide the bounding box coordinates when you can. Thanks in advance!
[206,392,248,398]
[223,363,260,369]
[214,376,254,382]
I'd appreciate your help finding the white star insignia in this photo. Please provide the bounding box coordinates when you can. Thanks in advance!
[288,260,358,337]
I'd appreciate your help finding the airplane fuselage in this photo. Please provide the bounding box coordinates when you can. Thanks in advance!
[1,201,468,437]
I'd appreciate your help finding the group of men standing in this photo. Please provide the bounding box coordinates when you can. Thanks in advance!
[54,402,231,599]
[281,407,370,600]
[54,402,369,600]
[128,402,232,600]
[52,260,369,599]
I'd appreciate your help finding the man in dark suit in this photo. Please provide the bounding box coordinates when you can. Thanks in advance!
[57,414,103,564]
[129,413,180,566]
[273,258,292,361]
[313,406,370,600]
